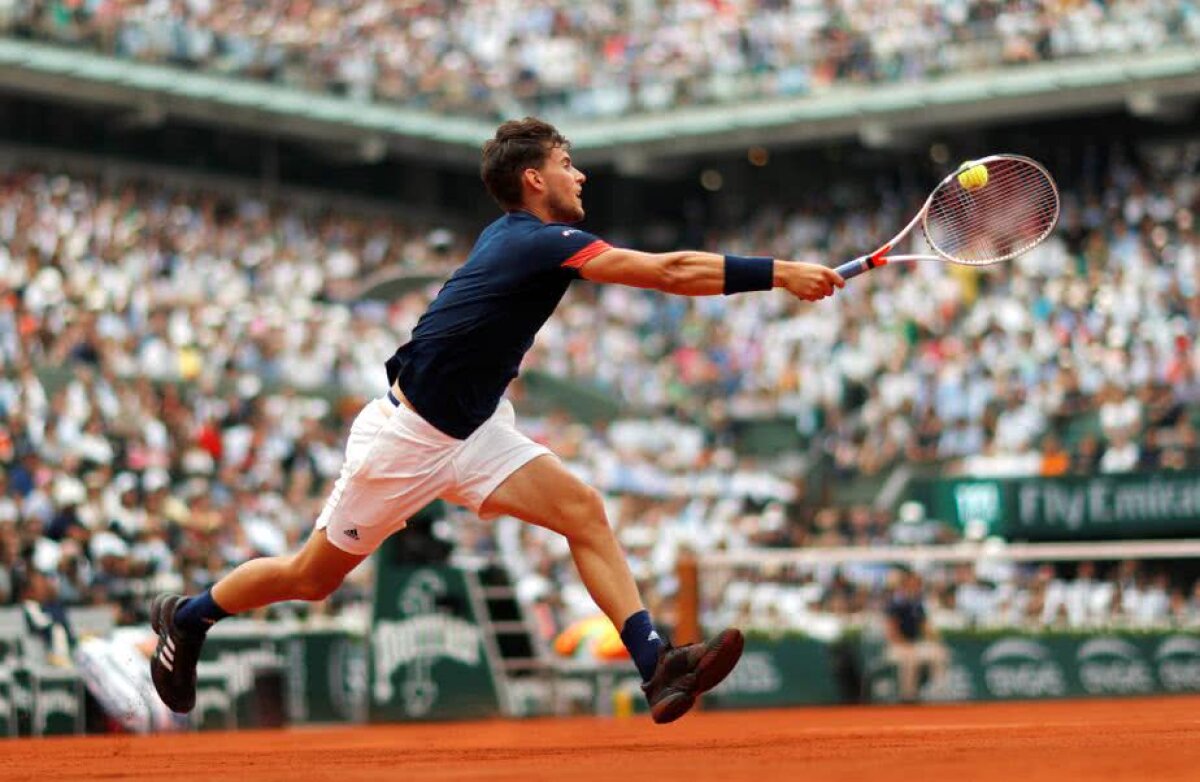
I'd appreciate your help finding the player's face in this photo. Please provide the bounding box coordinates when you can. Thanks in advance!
[542,146,586,222]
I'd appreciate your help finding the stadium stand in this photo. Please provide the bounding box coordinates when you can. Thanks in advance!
[2,0,1198,118]
[0,2,1199,739]
[0,135,1197,647]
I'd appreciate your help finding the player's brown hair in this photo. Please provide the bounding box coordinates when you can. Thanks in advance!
[481,117,570,210]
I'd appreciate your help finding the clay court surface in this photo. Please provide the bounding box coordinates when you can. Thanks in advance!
[5,696,1200,781]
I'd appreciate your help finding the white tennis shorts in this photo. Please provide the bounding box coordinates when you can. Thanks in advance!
[315,394,551,555]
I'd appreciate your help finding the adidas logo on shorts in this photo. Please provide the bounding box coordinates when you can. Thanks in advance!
[344,528,360,540]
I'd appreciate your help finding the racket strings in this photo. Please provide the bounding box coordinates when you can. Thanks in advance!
[930,167,1056,259]
[923,158,1059,264]
[926,163,1057,261]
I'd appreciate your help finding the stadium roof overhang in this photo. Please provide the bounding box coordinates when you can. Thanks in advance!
[1,39,1198,170]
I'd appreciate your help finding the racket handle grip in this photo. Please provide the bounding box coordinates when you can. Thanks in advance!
[835,252,889,281]
[834,257,871,280]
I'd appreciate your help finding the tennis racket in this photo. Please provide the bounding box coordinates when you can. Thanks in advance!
[834,154,1060,281]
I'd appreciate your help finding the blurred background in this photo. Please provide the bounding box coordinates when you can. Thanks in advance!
[0,0,1199,735]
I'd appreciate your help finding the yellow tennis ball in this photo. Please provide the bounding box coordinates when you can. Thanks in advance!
[957,162,989,190]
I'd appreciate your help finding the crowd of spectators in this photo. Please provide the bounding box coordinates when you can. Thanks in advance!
[3,0,1199,118]
[491,490,1200,638]
[530,142,1200,485]
[703,556,1200,636]
[0,137,1197,641]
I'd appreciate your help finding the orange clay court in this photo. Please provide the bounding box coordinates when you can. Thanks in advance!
[5,696,1200,781]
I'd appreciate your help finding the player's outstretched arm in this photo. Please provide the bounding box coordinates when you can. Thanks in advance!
[579,247,843,301]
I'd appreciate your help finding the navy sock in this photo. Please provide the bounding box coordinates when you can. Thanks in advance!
[620,610,664,682]
[173,588,231,636]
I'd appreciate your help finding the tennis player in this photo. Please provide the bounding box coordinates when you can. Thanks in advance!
[150,117,844,724]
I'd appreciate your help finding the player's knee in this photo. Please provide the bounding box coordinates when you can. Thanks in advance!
[557,486,610,543]
[287,561,343,602]
[293,575,342,602]
[559,484,606,520]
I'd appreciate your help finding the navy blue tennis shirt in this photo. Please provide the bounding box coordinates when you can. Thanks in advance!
[385,210,611,439]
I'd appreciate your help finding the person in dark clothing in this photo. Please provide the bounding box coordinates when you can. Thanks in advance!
[885,569,948,703]
[19,565,75,667]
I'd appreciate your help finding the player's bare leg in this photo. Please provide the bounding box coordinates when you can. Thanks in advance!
[480,454,743,723]
[481,454,642,624]
[211,529,367,612]
[150,530,366,713]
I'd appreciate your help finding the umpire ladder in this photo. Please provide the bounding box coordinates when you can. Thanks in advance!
[461,562,556,716]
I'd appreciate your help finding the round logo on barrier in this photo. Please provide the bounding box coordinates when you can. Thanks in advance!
[1076,637,1154,695]
[981,638,1066,699]
[1155,635,1200,692]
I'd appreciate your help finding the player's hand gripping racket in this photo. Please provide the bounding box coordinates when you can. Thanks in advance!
[835,154,1060,281]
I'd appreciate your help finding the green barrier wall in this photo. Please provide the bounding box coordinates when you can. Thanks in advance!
[0,671,13,737]
[285,627,368,724]
[860,629,1200,703]
[193,663,236,731]
[32,669,84,735]
[194,626,368,730]
[9,667,85,736]
[200,621,287,728]
[935,630,1200,701]
[703,633,845,709]
[369,565,500,722]
[699,629,1200,709]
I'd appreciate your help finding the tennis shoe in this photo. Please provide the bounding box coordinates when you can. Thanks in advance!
[642,628,744,724]
[150,593,204,714]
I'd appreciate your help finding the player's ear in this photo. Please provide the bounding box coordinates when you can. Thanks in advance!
[522,167,545,195]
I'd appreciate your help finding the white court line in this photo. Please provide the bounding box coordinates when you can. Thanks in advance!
[766,719,1200,735]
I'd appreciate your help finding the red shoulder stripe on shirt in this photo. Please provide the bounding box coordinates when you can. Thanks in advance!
[561,240,613,269]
